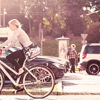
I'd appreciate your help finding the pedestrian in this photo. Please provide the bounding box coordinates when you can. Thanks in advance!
[67,44,77,73]
[0,19,40,75]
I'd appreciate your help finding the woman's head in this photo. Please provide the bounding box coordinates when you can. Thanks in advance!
[8,19,21,31]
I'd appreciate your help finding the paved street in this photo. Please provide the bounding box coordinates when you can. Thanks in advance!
[1,71,100,100]
[61,71,100,94]
[2,71,100,94]
[0,95,100,100]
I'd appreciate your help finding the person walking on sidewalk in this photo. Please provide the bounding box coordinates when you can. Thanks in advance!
[67,44,77,73]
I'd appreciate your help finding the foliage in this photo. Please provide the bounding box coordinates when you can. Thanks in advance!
[34,40,81,56]
[43,40,58,56]
[88,0,100,10]
[1,0,100,38]
[85,22,100,43]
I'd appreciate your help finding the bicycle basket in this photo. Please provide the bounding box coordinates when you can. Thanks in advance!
[25,46,40,59]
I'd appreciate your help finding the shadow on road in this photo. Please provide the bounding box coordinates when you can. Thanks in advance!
[15,97,56,100]
[16,98,30,100]
[63,81,77,86]
[63,75,82,80]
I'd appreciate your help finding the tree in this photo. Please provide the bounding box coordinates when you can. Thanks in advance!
[86,22,100,43]
[57,0,87,36]
[1,0,100,38]
[87,0,100,10]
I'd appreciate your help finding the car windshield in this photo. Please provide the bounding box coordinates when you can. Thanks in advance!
[84,46,100,54]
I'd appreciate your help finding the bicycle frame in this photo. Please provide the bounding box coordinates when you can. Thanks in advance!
[0,57,55,99]
[0,57,38,87]
[0,57,28,86]
[0,59,22,86]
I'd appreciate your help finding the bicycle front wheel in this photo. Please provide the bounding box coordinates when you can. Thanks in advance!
[23,65,55,99]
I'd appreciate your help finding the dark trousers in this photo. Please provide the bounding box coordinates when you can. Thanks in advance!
[6,50,25,72]
[69,58,75,73]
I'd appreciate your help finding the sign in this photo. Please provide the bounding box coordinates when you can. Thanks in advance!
[81,34,88,40]
[82,40,87,44]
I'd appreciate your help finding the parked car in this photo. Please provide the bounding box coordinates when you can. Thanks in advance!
[78,43,100,75]
[0,47,69,80]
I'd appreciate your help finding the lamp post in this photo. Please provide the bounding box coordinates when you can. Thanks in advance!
[0,0,1,27]
[3,8,7,27]
[24,0,27,17]
[24,0,32,35]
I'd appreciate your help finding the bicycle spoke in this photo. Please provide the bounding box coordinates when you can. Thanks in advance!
[23,66,55,99]
[0,71,4,91]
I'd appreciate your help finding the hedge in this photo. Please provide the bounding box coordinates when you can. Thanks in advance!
[34,39,82,56]
[0,39,82,57]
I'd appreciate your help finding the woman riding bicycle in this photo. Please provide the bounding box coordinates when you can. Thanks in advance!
[0,19,40,75]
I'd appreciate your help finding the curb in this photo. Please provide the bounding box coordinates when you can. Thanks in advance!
[2,88,100,95]
[51,92,100,95]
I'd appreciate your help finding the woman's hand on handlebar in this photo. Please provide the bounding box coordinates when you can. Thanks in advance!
[0,48,3,55]
[0,47,7,55]
[1,47,8,51]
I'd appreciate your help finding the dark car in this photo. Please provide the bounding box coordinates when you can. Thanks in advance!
[0,47,69,79]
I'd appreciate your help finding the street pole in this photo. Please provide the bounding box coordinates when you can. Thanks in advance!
[40,28,43,55]
[81,34,88,45]
[0,0,1,27]
[3,8,7,27]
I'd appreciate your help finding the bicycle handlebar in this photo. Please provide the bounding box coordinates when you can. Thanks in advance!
[0,49,2,55]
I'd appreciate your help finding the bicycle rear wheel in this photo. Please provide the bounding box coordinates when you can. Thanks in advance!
[0,70,4,91]
[23,65,55,99]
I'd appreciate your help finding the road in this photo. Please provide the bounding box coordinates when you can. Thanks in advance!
[61,71,100,94]
[1,71,100,100]
[0,95,100,100]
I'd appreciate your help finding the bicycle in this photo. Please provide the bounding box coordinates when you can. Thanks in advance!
[0,52,55,99]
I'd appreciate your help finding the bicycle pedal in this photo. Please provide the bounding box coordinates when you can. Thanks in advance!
[13,90,17,94]
[16,88,24,92]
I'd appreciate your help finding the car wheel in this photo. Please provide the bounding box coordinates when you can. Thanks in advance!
[87,63,100,75]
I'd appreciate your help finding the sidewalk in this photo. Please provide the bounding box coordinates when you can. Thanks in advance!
[54,72,100,94]
[0,95,100,100]
[1,84,100,100]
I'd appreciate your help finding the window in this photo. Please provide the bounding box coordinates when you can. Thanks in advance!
[85,46,100,54]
